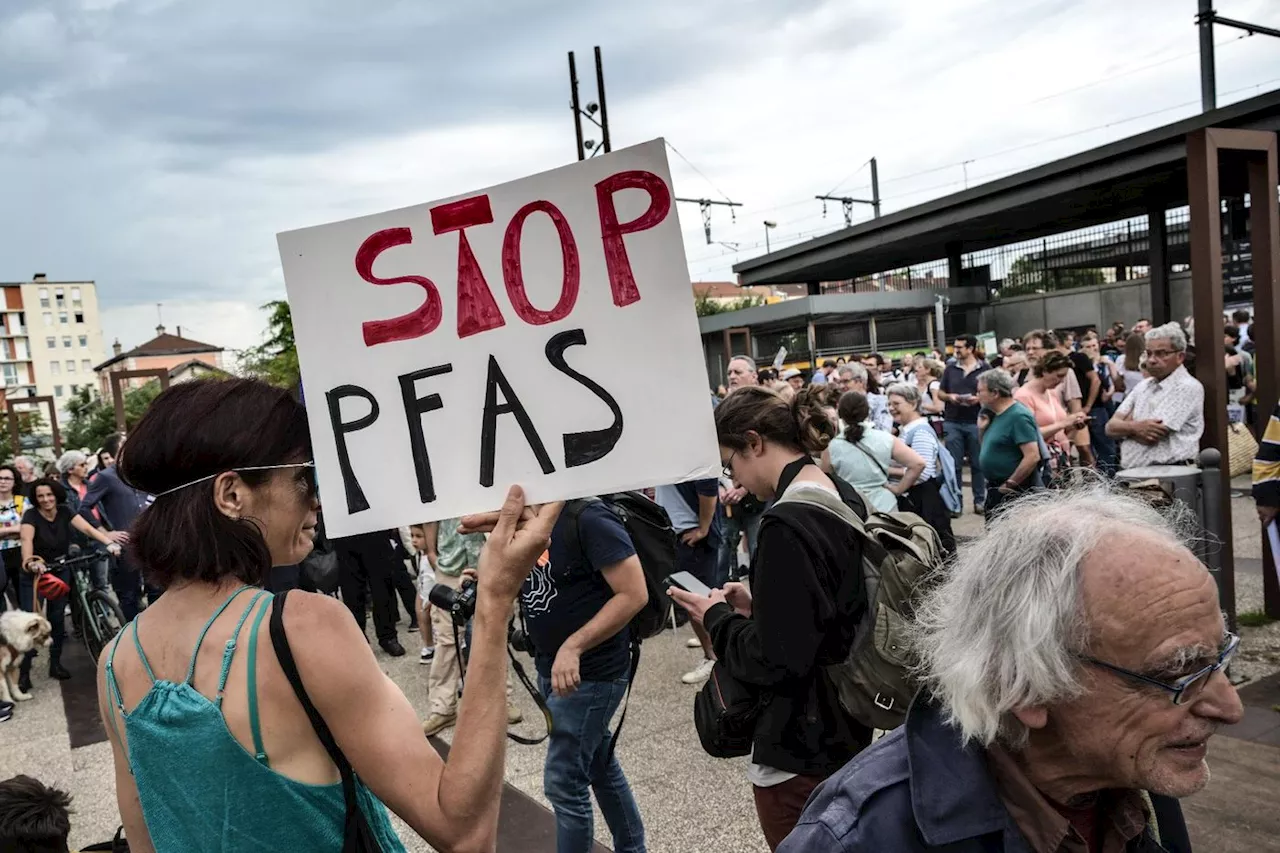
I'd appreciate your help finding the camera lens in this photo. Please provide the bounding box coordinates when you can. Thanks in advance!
[428,582,458,611]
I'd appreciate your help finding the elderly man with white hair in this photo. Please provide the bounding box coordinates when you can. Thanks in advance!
[1105,322,1204,471]
[778,486,1242,853]
[834,363,892,432]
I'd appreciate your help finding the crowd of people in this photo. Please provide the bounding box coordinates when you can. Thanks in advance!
[0,437,144,725]
[0,301,1266,851]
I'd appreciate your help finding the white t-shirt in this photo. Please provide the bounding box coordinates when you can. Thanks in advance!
[899,418,939,480]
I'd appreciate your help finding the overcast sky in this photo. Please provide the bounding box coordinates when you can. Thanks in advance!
[2,0,1277,358]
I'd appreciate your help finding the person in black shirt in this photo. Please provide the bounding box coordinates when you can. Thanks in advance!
[516,500,650,853]
[669,386,870,851]
[18,478,122,686]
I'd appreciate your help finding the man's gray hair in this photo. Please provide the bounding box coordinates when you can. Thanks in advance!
[56,450,87,476]
[728,355,757,373]
[1145,322,1188,353]
[979,368,1016,398]
[13,455,33,470]
[885,381,919,409]
[837,363,867,383]
[912,485,1193,749]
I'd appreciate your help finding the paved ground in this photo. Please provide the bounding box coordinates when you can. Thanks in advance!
[3,475,1279,852]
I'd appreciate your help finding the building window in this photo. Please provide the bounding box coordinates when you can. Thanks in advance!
[62,336,71,348]
[55,290,64,306]
[74,313,84,324]
[54,385,63,398]
[71,287,81,303]
[1,364,17,386]
[58,312,67,324]
[66,360,76,374]
[45,337,55,349]
[38,288,48,309]
[70,384,78,394]
[42,312,52,327]
[50,361,59,375]
[78,335,87,348]
[81,359,91,372]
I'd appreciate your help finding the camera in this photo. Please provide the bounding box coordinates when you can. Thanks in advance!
[429,577,477,625]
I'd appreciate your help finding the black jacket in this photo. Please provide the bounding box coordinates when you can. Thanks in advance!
[704,458,871,777]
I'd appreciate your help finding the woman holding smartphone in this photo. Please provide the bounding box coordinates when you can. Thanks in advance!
[667,386,871,851]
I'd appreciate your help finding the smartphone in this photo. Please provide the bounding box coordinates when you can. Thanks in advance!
[665,571,713,599]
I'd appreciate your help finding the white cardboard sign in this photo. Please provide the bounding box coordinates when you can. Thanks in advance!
[279,139,720,538]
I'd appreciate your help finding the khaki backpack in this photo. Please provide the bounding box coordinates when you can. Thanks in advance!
[773,487,945,730]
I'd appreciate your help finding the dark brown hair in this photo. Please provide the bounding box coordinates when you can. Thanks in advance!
[838,392,870,444]
[0,775,72,852]
[1124,333,1145,372]
[1032,350,1073,378]
[120,379,313,590]
[714,385,834,455]
[27,478,67,507]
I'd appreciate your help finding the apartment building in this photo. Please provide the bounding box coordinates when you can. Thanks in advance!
[0,273,108,425]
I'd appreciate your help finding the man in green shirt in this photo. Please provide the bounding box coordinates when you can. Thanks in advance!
[976,369,1043,520]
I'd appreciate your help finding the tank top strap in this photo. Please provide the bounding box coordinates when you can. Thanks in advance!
[212,589,269,708]
[184,585,253,685]
[244,593,275,766]
[130,619,158,683]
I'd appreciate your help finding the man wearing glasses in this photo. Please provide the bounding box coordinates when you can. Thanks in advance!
[778,486,1242,853]
[1106,322,1205,471]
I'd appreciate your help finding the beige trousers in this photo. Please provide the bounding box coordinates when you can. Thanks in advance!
[425,571,515,716]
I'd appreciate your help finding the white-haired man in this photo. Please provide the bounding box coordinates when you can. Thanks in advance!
[1105,322,1204,470]
[835,364,892,432]
[779,487,1242,853]
[726,355,759,390]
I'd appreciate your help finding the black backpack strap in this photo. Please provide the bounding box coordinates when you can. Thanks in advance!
[269,590,380,849]
[605,637,642,763]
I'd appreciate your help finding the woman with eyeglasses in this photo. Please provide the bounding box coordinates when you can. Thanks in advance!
[95,378,560,852]
[668,386,871,851]
[0,464,25,608]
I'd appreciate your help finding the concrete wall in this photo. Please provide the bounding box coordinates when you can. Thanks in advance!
[989,271,1192,338]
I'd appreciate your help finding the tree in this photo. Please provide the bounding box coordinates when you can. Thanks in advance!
[694,291,766,317]
[0,407,48,461]
[238,300,299,389]
[63,381,164,453]
[1002,256,1105,296]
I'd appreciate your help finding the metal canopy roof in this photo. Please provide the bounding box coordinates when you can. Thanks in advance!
[733,89,1280,286]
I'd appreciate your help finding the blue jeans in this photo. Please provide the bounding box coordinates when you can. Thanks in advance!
[1089,406,1119,478]
[717,505,762,584]
[943,421,985,508]
[539,675,646,853]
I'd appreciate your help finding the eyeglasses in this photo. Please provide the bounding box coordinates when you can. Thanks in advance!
[155,461,317,498]
[721,450,740,480]
[1080,632,1240,705]
[1145,349,1177,359]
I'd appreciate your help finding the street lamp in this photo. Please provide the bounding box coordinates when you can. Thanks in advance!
[763,220,777,253]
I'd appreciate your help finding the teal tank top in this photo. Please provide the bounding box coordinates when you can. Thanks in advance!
[104,587,407,852]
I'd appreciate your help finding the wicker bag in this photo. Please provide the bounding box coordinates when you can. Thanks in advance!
[1227,422,1259,478]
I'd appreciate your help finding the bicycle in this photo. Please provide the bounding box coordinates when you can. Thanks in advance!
[33,550,127,663]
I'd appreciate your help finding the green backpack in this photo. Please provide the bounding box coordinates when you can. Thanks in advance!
[773,487,945,730]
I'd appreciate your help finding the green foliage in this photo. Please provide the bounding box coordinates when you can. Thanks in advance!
[0,408,48,461]
[694,290,766,317]
[238,300,300,389]
[63,381,164,453]
[1001,256,1105,297]
[1238,609,1276,628]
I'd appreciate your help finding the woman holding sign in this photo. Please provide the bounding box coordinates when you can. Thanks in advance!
[95,378,560,853]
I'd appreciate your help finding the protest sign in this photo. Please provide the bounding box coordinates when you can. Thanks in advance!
[279,139,720,537]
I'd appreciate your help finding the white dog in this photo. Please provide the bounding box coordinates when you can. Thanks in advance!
[0,609,53,702]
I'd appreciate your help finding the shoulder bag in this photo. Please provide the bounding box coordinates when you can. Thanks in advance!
[269,590,385,852]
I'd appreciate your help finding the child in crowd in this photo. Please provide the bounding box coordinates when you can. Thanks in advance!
[0,775,72,853]
[409,523,435,665]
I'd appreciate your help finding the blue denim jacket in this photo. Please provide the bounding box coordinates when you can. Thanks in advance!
[778,699,1190,853]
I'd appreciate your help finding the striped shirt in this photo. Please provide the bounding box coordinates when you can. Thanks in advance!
[1253,402,1280,508]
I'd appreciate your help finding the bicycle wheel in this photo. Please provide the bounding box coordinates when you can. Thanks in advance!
[79,597,105,661]
[86,591,127,662]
